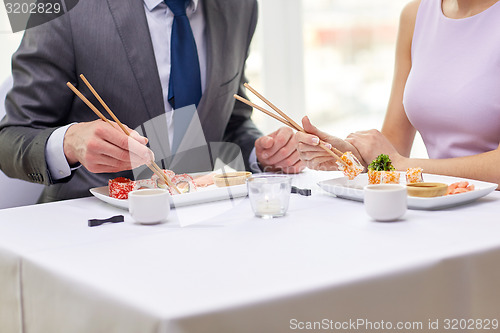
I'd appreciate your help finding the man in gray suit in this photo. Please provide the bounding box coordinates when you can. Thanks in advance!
[0,0,304,203]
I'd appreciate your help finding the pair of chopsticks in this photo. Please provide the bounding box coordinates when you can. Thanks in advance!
[66,74,180,194]
[234,83,348,167]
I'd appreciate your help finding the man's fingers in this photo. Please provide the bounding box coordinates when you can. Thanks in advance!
[262,127,294,156]
[127,136,154,163]
[99,127,151,162]
[87,137,146,168]
[256,135,274,150]
[123,124,148,145]
[259,128,295,165]
[264,138,297,166]
[87,132,151,171]
[64,120,153,174]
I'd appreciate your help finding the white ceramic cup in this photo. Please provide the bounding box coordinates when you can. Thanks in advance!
[128,189,170,224]
[364,184,407,222]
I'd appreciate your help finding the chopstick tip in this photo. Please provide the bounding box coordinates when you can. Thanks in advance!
[66,82,77,91]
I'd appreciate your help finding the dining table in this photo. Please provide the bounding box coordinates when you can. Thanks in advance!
[1,169,500,333]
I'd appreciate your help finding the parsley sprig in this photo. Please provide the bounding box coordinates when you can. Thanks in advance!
[367,154,395,171]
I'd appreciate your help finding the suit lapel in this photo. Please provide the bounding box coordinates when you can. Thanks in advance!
[106,0,165,121]
[198,0,228,125]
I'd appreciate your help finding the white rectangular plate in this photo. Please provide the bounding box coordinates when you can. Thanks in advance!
[90,184,248,210]
[318,173,497,210]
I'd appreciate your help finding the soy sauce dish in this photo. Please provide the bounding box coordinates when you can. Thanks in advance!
[406,182,448,198]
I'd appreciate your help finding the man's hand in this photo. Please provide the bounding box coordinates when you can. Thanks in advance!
[255,126,305,174]
[63,120,153,173]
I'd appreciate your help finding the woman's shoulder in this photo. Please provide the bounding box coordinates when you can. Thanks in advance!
[400,0,421,25]
[397,0,422,43]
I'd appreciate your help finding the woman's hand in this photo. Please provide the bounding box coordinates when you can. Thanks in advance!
[346,129,406,169]
[295,116,365,171]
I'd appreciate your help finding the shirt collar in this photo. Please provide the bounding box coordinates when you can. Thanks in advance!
[143,0,199,13]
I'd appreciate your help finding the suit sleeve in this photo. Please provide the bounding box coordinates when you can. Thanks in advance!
[0,13,77,185]
[222,0,263,171]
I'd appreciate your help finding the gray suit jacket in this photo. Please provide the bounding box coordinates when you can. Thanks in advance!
[0,0,261,203]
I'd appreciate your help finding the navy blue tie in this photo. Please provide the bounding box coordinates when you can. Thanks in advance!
[164,0,202,110]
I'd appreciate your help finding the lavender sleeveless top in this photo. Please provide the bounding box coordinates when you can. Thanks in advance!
[403,0,500,159]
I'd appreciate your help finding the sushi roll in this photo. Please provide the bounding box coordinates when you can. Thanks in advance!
[108,177,138,199]
[367,154,400,184]
[406,168,423,184]
[151,169,176,187]
[336,151,364,180]
[172,174,197,194]
[368,170,381,184]
[380,170,400,184]
[154,172,197,195]
[367,170,400,184]
[135,178,157,189]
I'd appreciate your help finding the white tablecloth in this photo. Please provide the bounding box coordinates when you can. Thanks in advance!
[1,170,500,333]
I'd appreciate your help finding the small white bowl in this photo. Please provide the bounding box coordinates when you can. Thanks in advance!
[364,184,407,222]
[128,189,170,224]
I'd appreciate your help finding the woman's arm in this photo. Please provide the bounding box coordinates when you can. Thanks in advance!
[398,148,500,187]
[295,1,420,171]
[347,0,500,188]
[380,0,421,158]
[345,1,420,165]
[350,129,500,188]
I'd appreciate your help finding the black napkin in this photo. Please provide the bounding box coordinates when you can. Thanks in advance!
[88,215,124,227]
[291,186,311,196]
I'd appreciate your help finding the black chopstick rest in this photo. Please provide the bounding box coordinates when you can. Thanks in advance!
[88,215,124,227]
[291,186,311,196]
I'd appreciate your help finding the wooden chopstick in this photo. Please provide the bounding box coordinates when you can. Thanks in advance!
[242,83,346,165]
[244,83,303,132]
[66,82,111,126]
[66,80,180,194]
[79,75,131,136]
[234,94,297,130]
[234,87,347,166]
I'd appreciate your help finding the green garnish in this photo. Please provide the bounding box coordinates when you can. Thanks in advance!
[368,154,395,171]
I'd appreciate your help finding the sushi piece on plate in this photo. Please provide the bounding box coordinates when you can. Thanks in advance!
[108,177,138,199]
[406,168,423,184]
[367,154,400,184]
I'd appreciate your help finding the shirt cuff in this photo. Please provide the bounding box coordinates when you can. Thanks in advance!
[45,123,79,180]
[249,147,262,173]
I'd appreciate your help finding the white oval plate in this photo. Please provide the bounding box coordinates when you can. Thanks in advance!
[318,173,497,210]
[90,184,248,210]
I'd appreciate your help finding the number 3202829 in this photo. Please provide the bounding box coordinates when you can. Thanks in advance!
[443,319,499,330]
[5,2,62,14]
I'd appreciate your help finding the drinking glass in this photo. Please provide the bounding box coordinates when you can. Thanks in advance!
[247,174,291,219]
